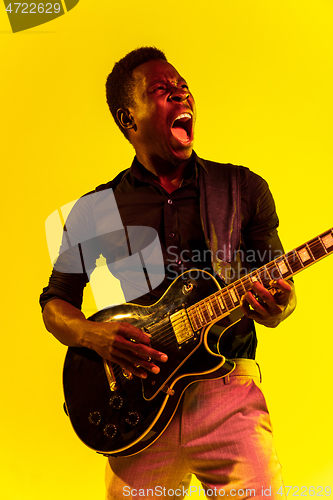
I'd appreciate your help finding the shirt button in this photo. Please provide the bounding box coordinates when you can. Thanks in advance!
[169,232,175,238]
[167,199,173,204]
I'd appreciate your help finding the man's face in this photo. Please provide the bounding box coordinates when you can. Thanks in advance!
[126,59,196,166]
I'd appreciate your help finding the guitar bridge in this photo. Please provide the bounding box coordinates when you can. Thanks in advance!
[170,309,194,345]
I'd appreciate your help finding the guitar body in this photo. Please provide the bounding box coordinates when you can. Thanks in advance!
[63,270,239,457]
[62,227,333,456]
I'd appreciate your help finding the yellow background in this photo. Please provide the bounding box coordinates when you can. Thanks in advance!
[1,1,332,498]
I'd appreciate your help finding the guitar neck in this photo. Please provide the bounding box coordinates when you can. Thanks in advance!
[187,228,333,330]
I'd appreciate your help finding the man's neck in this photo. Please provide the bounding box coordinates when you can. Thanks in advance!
[135,153,193,193]
[155,173,184,193]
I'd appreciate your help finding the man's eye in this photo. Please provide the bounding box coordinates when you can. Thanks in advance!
[181,85,189,90]
[155,86,166,91]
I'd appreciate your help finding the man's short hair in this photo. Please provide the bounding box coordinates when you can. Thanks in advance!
[106,47,167,140]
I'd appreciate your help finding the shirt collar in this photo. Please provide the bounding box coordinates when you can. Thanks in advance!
[130,151,208,185]
[192,152,208,173]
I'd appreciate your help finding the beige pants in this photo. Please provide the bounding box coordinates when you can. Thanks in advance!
[105,359,285,499]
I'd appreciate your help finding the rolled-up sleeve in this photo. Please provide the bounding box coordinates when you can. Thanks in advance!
[40,191,101,311]
[39,270,88,311]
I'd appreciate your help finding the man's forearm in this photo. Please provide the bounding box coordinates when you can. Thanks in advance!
[42,298,89,347]
[42,298,168,379]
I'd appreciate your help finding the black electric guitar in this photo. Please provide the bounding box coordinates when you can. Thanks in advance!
[63,228,333,457]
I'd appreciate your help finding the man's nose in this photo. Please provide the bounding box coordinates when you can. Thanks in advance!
[168,88,190,102]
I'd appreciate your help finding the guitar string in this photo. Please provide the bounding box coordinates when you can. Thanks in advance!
[166,256,289,327]
[109,233,333,378]
[131,247,320,356]
[110,319,196,377]
[110,259,283,374]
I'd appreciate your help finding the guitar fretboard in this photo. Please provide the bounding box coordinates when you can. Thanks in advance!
[187,228,333,331]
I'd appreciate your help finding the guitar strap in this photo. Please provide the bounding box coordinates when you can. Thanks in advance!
[197,155,243,284]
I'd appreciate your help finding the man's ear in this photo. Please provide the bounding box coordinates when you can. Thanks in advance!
[116,109,137,131]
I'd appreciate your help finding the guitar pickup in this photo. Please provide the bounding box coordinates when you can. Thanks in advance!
[170,309,194,345]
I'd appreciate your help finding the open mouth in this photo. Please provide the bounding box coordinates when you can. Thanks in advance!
[171,112,193,144]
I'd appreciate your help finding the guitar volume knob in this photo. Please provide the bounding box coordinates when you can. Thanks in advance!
[109,395,123,409]
[88,411,102,425]
[125,411,140,427]
[103,424,117,439]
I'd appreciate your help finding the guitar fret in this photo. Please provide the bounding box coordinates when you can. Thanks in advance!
[249,272,263,285]
[264,265,273,284]
[199,302,210,323]
[266,261,283,281]
[235,281,246,300]
[255,271,264,284]
[295,250,305,267]
[188,310,201,331]
[216,293,227,313]
[211,295,223,316]
[222,289,234,310]
[276,256,292,277]
[196,305,204,324]
[286,250,304,273]
[321,231,333,250]
[257,265,273,286]
[239,279,248,294]
[305,242,315,261]
[309,238,327,260]
[318,236,328,254]
[296,245,313,265]
[205,298,216,320]
[241,276,253,293]
[229,285,240,306]
[225,290,234,309]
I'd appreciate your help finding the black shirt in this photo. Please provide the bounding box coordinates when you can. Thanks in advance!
[40,153,284,359]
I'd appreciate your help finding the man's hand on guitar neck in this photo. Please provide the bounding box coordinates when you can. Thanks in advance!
[42,299,168,379]
[240,279,296,328]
